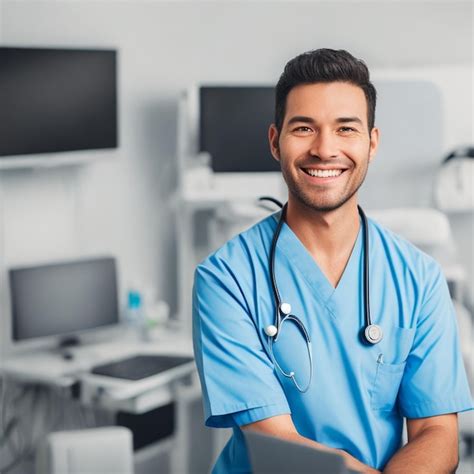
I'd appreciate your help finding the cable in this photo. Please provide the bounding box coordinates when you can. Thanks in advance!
[0,419,16,448]
[22,385,40,458]
[0,380,99,474]
[0,381,55,473]
[6,385,31,462]
[0,373,7,445]
[258,196,283,209]
[0,380,30,473]
[0,376,26,450]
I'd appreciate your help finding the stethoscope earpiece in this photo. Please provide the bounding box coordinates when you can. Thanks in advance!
[279,302,292,315]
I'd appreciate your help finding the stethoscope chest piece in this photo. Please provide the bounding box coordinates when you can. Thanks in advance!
[364,324,383,344]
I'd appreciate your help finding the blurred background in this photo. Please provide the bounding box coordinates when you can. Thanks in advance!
[0,1,472,473]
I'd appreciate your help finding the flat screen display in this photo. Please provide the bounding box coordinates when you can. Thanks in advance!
[9,257,119,341]
[199,86,280,173]
[0,47,117,157]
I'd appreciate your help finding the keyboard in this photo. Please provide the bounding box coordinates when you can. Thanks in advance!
[90,354,194,381]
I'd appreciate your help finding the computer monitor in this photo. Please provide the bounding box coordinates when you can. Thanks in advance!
[178,85,285,200]
[9,257,119,343]
[0,46,117,168]
[199,86,279,173]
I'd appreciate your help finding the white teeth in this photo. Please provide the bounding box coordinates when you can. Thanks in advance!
[305,169,343,178]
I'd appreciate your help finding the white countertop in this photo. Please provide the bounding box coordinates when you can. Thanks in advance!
[0,326,197,413]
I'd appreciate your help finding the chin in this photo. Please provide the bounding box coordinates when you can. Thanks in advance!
[307,202,346,213]
[294,191,353,213]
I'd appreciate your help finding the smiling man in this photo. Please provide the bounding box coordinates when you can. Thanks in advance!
[193,49,472,473]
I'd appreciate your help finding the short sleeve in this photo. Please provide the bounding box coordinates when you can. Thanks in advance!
[398,261,473,418]
[192,260,290,428]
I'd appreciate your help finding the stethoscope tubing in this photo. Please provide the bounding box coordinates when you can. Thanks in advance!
[362,205,372,329]
[268,331,313,393]
[268,205,287,332]
[264,200,382,393]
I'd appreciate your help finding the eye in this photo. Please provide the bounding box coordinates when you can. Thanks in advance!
[338,126,357,133]
[292,126,312,133]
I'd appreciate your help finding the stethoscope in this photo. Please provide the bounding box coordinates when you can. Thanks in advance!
[260,198,383,393]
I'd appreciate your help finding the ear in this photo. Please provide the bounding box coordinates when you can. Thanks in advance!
[368,126,379,163]
[268,124,280,161]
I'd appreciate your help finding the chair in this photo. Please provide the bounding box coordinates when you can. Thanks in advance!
[35,426,134,474]
[367,207,467,296]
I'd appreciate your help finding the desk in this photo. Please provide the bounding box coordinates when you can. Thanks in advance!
[0,327,220,473]
[1,327,196,414]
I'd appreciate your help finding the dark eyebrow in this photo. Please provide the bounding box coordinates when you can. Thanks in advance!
[286,116,316,126]
[335,116,364,126]
[286,116,364,127]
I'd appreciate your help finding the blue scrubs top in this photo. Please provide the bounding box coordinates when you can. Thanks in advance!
[192,212,472,473]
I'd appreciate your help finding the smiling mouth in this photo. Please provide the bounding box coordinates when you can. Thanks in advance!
[302,168,347,178]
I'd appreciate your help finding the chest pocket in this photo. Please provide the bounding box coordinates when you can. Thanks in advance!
[369,326,415,412]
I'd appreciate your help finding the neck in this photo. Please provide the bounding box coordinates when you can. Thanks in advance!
[285,195,360,259]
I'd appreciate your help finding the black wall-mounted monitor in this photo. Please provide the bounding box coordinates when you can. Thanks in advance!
[9,257,119,342]
[199,86,280,173]
[0,47,118,158]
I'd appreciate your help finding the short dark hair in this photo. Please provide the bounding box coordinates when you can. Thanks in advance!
[274,49,377,132]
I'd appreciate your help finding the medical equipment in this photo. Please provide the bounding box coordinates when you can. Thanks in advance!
[263,201,383,393]
[434,146,474,212]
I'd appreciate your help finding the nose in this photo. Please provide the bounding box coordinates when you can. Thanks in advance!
[309,129,338,160]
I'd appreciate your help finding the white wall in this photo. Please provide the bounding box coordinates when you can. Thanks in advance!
[0,1,472,351]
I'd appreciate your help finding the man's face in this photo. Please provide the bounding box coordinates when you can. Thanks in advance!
[269,82,379,212]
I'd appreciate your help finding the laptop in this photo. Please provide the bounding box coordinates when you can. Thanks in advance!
[244,430,359,474]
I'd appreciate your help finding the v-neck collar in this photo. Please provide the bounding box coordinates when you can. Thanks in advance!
[273,213,363,308]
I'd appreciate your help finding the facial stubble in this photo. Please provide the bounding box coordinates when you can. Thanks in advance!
[279,150,371,213]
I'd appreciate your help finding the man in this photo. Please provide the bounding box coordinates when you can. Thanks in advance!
[192,49,472,473]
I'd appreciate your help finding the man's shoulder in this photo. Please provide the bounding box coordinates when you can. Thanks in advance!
[196,212,278,277]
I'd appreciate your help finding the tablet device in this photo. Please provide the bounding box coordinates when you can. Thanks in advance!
[244,430,358,474]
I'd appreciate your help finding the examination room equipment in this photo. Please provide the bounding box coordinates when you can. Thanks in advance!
[177,85,285,205]
[434,146,474,213]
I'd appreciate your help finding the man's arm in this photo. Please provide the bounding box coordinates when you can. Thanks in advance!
[241,414,380,474]
[383,414,459,474]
